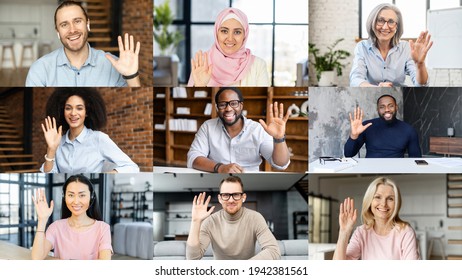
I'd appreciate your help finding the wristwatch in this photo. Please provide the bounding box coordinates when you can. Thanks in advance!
[273,135,286,143]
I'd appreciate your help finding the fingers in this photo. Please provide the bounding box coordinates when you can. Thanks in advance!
[283,104,291,122]
[207,205,215,214]
[258,119,268,130]
[124,33,129,51]
[129,33,134,52]
[117,35,123,52]
[49,200,54,211]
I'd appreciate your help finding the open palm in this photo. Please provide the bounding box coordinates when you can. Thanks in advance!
[410,31,433,65]
[259,102,290,139]
[32,189,54,221]
[191,192,215,222]
[41,116,62,151]
[349,106,372,139]
[191,50,212,86]
[339,197,357,233]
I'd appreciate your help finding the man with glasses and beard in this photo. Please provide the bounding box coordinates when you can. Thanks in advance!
[187,87,290,173]
[344,94,421,158]
[186,176,280,260]
[26,0,140,87]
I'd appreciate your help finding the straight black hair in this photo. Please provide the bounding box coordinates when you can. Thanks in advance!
[61,174,102,221]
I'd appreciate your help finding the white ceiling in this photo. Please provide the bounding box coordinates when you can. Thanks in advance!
[153,173,307,192]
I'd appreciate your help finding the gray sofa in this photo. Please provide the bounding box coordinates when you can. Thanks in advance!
[153,55,179,87]
[113,222,153,260]
[153,239,308,260]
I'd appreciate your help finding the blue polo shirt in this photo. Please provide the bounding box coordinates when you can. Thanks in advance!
[25,44,127,87]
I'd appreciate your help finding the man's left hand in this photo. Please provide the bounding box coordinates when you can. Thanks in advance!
[259,102,290,139]
[106,33,140,77]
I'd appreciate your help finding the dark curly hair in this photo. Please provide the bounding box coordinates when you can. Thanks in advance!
[45,87,107,132]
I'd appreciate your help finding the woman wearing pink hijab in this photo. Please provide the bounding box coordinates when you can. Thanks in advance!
[188,8,270,87]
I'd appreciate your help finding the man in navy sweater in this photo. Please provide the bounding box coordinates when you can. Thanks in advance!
[344,94,422,158]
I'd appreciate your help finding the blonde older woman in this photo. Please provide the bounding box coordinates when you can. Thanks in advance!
[333,177,419,260]
[350,3,433,87]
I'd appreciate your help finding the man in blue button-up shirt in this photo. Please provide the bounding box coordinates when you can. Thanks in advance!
[26,1,140,87]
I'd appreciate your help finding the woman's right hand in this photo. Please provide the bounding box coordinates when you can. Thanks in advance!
[339,197,357,233]
[41,116,62,151]
[32,188,54,221]
[191,50,212,86]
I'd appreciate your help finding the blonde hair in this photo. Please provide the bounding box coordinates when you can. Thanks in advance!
[366,3,403,48]
[361,177,409,230]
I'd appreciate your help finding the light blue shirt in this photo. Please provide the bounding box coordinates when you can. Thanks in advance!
[349,40,427,87]
[187,117,290,172]
[26,44,127,87]
[40,126,139,173]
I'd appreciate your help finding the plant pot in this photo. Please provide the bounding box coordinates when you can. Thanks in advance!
[318,70,336,87]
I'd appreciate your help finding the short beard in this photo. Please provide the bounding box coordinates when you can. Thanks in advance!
[380,113,397,124]
[219,113,242,126]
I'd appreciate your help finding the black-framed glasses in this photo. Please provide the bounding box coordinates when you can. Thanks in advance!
[319,157,358,165]
[376,17,397,28]
[219,192,244,201]
[217,100,242,110]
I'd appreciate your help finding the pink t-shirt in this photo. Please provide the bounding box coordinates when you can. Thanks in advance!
[45,219,112,260]
[346,224,419,260]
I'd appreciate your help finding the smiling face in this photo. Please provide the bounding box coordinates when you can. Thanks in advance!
[371,184,395,222]
[374,9,398,44]
[377,96,397,123]
[64,95,86,130]
[65,181,92,217]
[218,181,246,215]
[217,89,243,126]
[217,18,245,55]
[55,5,89,53]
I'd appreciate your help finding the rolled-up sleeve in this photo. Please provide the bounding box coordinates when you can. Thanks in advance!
[187,124,210,168]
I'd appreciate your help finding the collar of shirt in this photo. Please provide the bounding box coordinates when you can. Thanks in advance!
[64,126,89,144]
[217,116,250,138]
[56,43,96,69]
[366,39,401,61]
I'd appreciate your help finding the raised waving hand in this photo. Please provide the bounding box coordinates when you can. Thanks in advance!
[191,50,212,86]
[259,102,290,139]
[349,106,372,139]
[191,192,215,223]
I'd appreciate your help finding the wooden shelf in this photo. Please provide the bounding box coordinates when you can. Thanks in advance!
[172,97,210,101]
[447,255,462,260]
[287,135,309,141]
[448,226,462,230]
[273,95,308,100]
[171,144,190,150]
[448,239,462,245]
[173,114,211,118]
[290,155,308,162]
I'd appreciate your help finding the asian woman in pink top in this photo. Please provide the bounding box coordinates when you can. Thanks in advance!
[333,177,419,260]
[31,174,113,260]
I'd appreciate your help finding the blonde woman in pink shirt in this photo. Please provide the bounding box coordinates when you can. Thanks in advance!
[333,177,419,260]
[31,174,112,260]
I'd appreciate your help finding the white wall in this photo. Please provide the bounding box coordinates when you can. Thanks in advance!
[309,0,359,86]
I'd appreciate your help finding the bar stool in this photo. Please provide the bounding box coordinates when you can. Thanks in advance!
[0,41,16,69]
[19,41,34,67]
[40,40,53,57]
[427,231,446,260]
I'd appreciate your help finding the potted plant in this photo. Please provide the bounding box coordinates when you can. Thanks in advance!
[308,38,350,86]
[154,2,184,55]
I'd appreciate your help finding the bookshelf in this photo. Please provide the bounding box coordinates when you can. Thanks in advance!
[153,87,308,172]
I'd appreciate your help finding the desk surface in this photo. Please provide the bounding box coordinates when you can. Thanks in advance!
[0,240,54,260]
[309,158,462,173]
[153,166,207,173]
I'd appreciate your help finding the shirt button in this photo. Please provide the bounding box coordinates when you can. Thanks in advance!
[77,72,80,75]
[383,67,386,69]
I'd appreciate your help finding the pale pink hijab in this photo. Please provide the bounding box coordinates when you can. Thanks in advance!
[188,8,255,86]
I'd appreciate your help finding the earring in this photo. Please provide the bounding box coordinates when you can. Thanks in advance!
[57,32,60,39]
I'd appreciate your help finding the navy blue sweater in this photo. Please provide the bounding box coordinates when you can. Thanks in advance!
[344,118,422,158]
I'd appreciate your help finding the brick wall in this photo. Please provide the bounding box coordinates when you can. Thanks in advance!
[31,87,153,172]
[309,0,359,87]
[122,0,154,86]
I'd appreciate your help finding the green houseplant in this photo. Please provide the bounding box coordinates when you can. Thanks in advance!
[308,38,350,86]
[154,2,183,55]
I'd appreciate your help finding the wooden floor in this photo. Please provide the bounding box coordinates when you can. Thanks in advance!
[0,68,29,87]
